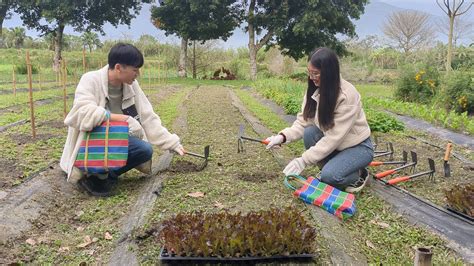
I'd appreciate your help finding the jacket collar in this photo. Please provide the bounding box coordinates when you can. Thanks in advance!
[311,88,320,102]
[99,65,136,101]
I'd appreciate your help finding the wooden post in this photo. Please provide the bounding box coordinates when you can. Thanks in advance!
[82,47,86,73]
[62,59,68,118]
[414,247,432,266]
[38,66,42,91]
[148,65,151,89]
[26,51,36,138]
[12,65,16,96]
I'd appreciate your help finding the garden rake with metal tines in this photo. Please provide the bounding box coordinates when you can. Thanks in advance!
[373,142,394,160]
[386,158,435,185]
[369,150,408,167]
[237,124,270,153]
[184,145,210,169]
[374,151,418,179]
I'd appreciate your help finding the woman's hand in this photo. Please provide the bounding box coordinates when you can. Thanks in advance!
[265,134,284,149]
[283,157,306,176]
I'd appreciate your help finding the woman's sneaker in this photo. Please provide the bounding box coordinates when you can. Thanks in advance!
[345,168,370,193]
[77,175,115,197]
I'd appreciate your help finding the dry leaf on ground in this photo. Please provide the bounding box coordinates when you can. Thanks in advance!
[187,191,205,198]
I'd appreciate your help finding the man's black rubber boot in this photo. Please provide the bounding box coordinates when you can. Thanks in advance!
[78,175,115,197]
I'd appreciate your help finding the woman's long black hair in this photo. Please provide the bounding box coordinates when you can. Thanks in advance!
[303,47,341,131]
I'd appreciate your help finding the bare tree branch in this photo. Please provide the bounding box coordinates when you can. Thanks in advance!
[382,10,435,54]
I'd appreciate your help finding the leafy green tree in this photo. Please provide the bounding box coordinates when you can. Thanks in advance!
[151,0,240,77]
[242,0,368,80]
[10,26,26,48]
[81,31,102,52]
[16,0,151,71]
[0,0,16,37]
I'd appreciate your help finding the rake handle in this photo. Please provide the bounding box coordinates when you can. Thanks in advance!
[387,176,410,185]
[241,136,269,145]
[369,161,384,166]
[444,143,452,161]
[375,169,395,179]
[184,151,206,159]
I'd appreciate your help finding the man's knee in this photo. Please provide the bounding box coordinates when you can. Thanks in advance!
[140,142,153,161]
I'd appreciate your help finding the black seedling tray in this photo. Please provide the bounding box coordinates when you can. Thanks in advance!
[159,248,315,265]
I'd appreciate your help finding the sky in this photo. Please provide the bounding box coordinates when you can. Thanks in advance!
[3,0,474,49]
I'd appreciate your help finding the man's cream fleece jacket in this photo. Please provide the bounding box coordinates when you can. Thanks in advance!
[60,66,180,182]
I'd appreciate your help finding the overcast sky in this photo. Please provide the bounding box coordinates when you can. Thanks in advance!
[3,0,473,48]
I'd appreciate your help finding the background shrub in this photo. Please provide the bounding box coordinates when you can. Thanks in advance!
[441,71,474,114]
[395,65,439,103]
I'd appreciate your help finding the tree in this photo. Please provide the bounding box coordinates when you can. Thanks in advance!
[16,0,151,72]
[242,0,368,80]
[436,17,474,47]
[0,0,16,37]
[151,0,240,78]
[382,11,435,55]
[10,26,26,48]
[81,31,102,52]
[436,0,474,71]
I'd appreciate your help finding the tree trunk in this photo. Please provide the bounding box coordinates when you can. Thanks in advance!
[53,24,65,73]
[248,0,257,81]
[178,37,188,78]
[446,14,454,72]
[0,1,9,38]
[192,40,196,79]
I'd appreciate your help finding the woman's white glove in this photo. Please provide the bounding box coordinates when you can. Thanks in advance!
[265,134,284,149]
[126,116,145,139]
[173,144,185,156]
[283,157,306,176]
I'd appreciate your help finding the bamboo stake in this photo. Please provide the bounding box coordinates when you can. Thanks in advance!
[12,65,16,96]
[148,65,151,90]
[38,66,42,91]
[62,59,68,118]
[26,51,36,138]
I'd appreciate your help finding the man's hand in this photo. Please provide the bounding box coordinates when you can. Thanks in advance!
[126,116,144,139]
[283,157,306,176]
[173,144,185,156]
[265,134,284,149]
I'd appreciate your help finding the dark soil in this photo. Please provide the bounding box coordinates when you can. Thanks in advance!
[168,160,205,173]
[235,171,279,183]
[0,158,23,188]
[8,133,59,145]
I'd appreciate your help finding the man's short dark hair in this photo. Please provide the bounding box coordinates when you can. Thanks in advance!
[108,43,144,69]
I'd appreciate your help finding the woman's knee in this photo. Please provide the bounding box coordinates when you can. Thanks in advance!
[319,168,347,189]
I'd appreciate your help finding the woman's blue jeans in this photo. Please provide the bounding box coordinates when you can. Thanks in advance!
[108,136,153,179]
[303,125,374,190]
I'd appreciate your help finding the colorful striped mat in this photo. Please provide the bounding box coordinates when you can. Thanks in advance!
[285,175,356,219]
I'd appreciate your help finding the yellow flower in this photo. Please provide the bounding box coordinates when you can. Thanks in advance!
[458,95,468,109]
